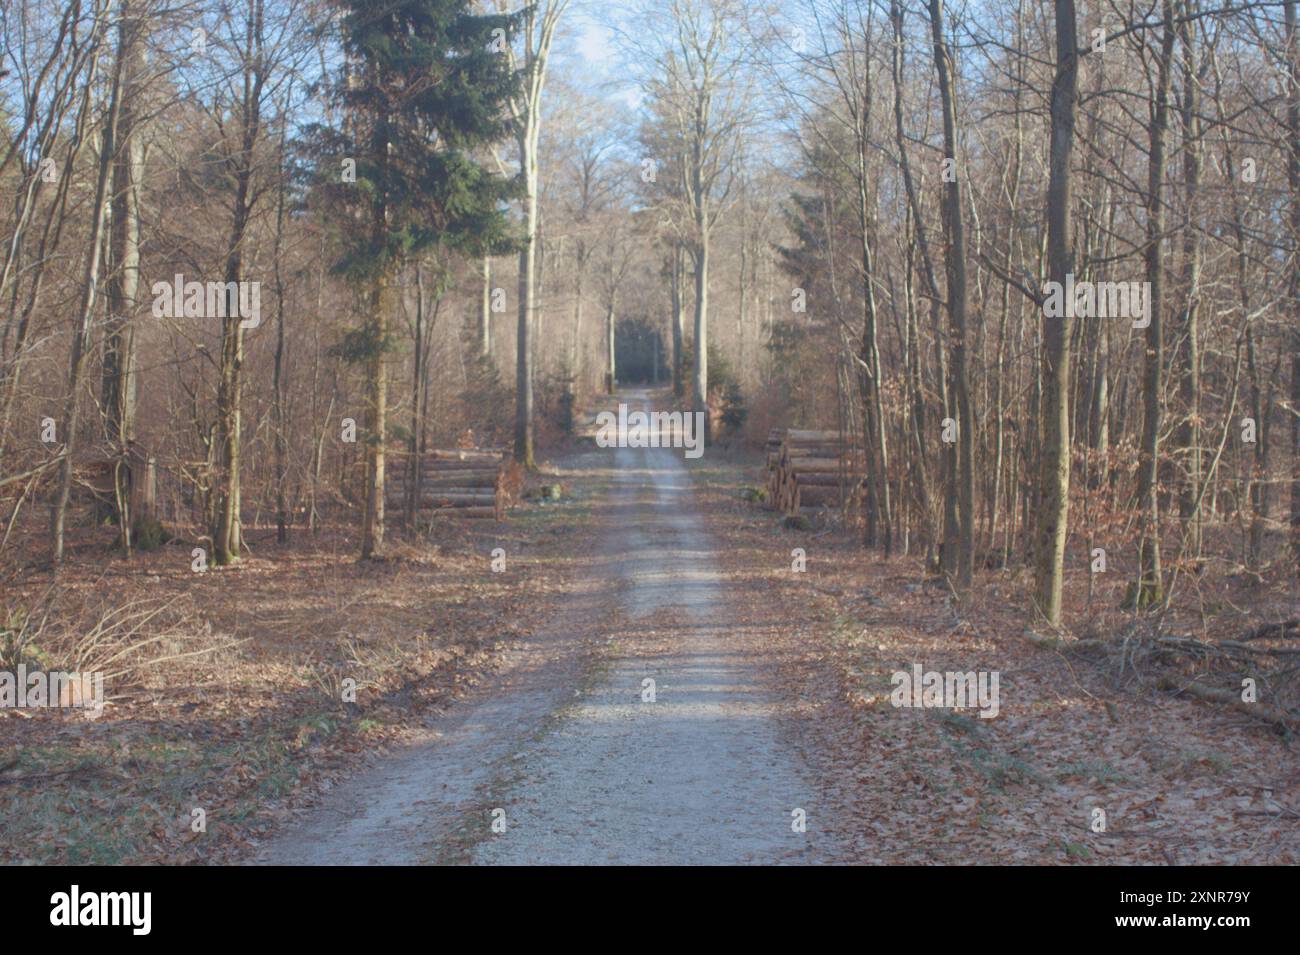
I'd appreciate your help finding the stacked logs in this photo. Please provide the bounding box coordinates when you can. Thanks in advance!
[766,430,863,515]
[765,429,787,503]
[387,447,508,520]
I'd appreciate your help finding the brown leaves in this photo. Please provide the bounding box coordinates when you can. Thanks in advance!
[694,457,1300,865]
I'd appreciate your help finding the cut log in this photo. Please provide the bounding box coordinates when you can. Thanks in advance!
[764,427,864,516]
[425,505,497,519]
[424,449,505,464]
[784,457,846,473]
[389,492,496,506]
[785,429,843,442]
[387,444,511,522]
[390,471,498,488]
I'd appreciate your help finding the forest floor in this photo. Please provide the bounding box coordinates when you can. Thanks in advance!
[693,453,1299,864]
[0,453,604,864]
[2,387,1297,864]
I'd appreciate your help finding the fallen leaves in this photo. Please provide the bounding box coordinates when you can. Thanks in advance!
[0,504,598,865]
[694,450,1300,865]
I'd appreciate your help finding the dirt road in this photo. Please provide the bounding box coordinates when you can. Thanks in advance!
[257,390,840,865]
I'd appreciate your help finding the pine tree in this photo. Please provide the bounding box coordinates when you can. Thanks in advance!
[310,0,521,559]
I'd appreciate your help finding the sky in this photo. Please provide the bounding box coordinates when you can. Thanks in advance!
[563,6,644,110]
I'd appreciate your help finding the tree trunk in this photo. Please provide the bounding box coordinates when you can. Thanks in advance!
[1175,7,1204,555]
[570,241,584,377]
[480,255,491,357]
[692,236,709,438]
[360,272,388,559]
[212,0,266,566]
[51,23,125,565]
[509,2,565,468]
[514,162,537,467]
[1134,0,1176,607]
[855,95,892,555]
[272,124,290,545]
[606,302,616,394]
[102,3,145,553]
[408,264,426,529]
[1033,0,1079,625]
[671,242,686,398]
[1286,1,1300,574]
[360,54,390,560]
[928,0,974,587]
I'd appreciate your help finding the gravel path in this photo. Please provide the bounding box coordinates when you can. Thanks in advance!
[470,395,838,865]
[257,391,840,865]
[252,596,597,865]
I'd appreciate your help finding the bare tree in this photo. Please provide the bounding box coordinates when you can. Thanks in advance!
[499,0,570,468]
[1032,0,1078,626]
[1287,0,1300,572]
[100,1,149,553]
[927,0,974,587]
[51,1,123,565]
[556,93,620,386]
[1132,0,1176,608]
[629,0,749,433]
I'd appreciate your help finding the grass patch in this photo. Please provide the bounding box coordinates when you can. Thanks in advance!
[937,711,1044,791]
[0,708,346,864]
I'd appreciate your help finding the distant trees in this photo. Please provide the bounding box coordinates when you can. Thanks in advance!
[597,215,638,394]
[769,0,895,552]
[555,93,620,390]
[629,0,751,435]
[1,0,1296,616]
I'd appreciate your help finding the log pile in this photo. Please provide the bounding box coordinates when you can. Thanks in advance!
[764,429,786,503]
[387,447,508,520]
[765,430,864,515]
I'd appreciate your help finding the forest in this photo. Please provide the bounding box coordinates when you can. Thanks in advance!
[0,0,1296,871]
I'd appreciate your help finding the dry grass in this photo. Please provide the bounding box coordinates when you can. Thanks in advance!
[0,488,599,864]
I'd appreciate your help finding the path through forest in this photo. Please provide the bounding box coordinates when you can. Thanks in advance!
[257,389,838,864]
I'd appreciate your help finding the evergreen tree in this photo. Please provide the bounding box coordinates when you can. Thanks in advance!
[310,0,521,558]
